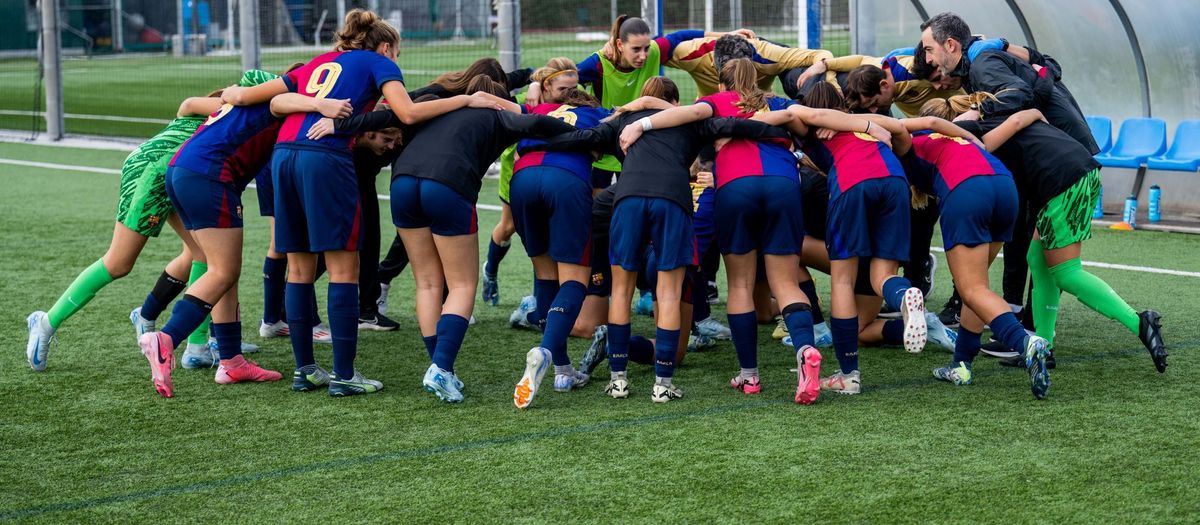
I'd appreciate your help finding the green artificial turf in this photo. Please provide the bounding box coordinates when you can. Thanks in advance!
[0,140,1197,523]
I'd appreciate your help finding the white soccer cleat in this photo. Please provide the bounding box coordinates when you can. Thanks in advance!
[259,320,290,338]
[901,287,928,353]
[130,307,155,342]
[925,312,957,352]
[312,323,332,344]
[513,347,551,409]
[26,311,55,372]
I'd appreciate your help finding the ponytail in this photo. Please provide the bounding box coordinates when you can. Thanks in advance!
[334,9,400,52]
[719,58,769,113]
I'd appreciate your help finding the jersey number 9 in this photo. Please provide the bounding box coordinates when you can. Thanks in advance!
[305,63,344,99]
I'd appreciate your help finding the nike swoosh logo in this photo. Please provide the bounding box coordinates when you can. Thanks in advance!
[156,343,168,364]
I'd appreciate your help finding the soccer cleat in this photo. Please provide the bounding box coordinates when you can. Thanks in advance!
[979,337,1019,359]
[795,345,822,405]
[1138,310,1167,373]
[651,382,683,403]
[925,312,958,352]
[508,295,538,330]
[634,290,655,316]
[923,253,937,299]
[181,342,217,369]
[513,347,551,409]
[605,376,630,399]
[999,350,1056,370]
[933,361,973,386]
[259,320,290,338]
[130,307,155,341]
[422,364,464,403]
[814,322,833,348]
[820,370,861,395]
[291,365,331,392]
[771,317,789,340]
[207,337,259,355]
[694,316,732,340]
[358,312,399,331]
[312,324,332,344]
[481,264,500,306]
[901,287,928,353]
[553,368,590,392]
[730,374,762,394]
[376,282,391,315]
[138,332,175,398]
[687,333,717,352]
[1024,335,1051,400]
[328,370,384,397]
[938,296,962,329]
[215,355,283,384]
[578,325,607,375]
[706,281,720,305]
[26,311,55,372]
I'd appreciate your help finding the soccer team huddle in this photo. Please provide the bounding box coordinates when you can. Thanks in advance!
[25,9,1170,406]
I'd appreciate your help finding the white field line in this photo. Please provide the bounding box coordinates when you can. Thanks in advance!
[4,155,1195,277]
[0,110,171,125]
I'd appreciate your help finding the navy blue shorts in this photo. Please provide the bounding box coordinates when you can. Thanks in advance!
[165,166,243,230]
[510,166,593,265]
[254,168,274,217]
[716,176,806,256]
[693,186,717,256]
[271,145,363,253]
[939,175,1019,250]
[800,167,829,241]
[826,176,911,261]
[390,175,478,237]
[609,197,697,272]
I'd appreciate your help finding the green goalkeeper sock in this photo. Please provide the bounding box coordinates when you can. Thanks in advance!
[186,261,211,346]
[1049,257,1140,334]
[1026,242,1061,347]
[47,259,115,329]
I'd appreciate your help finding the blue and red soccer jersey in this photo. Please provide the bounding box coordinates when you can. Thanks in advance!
[515,103,612,184]
[906,130,1012,201]
[803,131,907,200]
[169,102,280,187]
[697,91,797,188]
[276,50,405,150]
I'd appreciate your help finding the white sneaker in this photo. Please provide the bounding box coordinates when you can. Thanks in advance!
[26,311,55,372]
[605,376,630,399]
[312,323,332,344]
[901,287,928,353]
[513,347,551,409]
[553,368,590,392]
[651,382,683,403]
[130,307,155,341]
[694,316,732,340]
[422,364,464,403]
[820,370,862,395]
[377,283,391,315]
[925,312,957,352]
[182,342,217,369]
[259,320,289,338]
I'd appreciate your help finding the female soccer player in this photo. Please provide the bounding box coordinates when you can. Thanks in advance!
[798,82,927,395]
[531,75,792,403]
[219,9,490,397]
[25,87,240,373]
[946,95,1168,397]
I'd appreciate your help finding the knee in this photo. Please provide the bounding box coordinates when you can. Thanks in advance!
[100,255,134,279]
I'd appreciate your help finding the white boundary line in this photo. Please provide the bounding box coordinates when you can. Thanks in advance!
[4,156,1196,277]
[0,110,171,125]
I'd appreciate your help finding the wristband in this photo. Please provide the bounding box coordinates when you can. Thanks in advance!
[639,117,653,132]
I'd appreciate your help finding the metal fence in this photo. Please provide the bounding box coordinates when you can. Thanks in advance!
[4,0,847,139]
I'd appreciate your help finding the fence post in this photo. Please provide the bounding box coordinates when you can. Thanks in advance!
[730,0,741,29]
[41,0,64,140]
[113,0,124,52]
[704,0,712,32]
[240,0,260,70]
[497,0,520,73]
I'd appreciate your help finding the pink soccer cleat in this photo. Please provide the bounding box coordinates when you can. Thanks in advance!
[730,374,762,394]
[794,345,822,405]
[139,332,176,398]
[215,355,284,384]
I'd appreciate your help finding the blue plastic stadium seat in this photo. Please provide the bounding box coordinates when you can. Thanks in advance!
[1147,120,1200,172]
[1095,118,1167,169]
[1086,115,1113,155]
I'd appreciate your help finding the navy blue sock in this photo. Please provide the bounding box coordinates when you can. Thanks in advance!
[433,314,470,372]
[161,295,212,348]
[540,280,586,367]
[212,321,242,360]
[328,283,359,379]
[728,311,759,370]
[881,276,913,312]
[529,279,559,329]
[141,272,187,321]
[953,327,983,364]
[262,257,287,324]
[422,335,437,360]
[628,336,655,365]
[798,280,824,324]
[881,319,905,345]
[310,290,322,326]
[286,282,316,369]
[484,239,511,276]
[989,312,1029,356]
[607,323,630,373]
[831,316,860,374]
[782,303,816,349]
[654,327,680,378]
